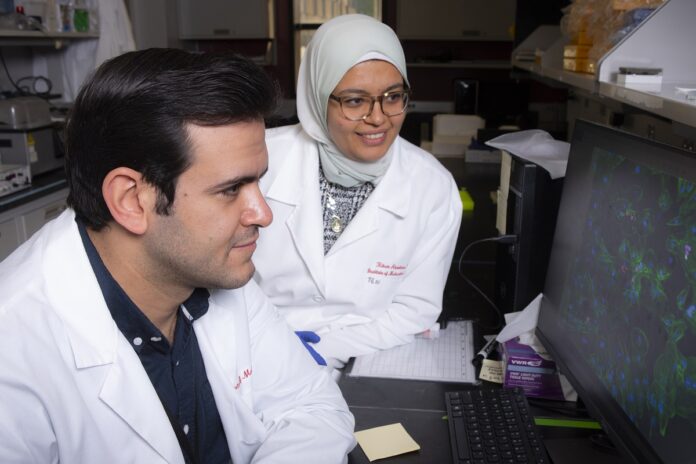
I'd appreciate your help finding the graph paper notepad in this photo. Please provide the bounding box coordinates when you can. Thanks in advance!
[347,320,476,383]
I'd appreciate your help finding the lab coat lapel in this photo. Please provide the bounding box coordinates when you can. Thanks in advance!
[99,354,184,464]
[327,140,411,255]
[266,139,326,292]
[325,196,378,255]
[42,211,183,463]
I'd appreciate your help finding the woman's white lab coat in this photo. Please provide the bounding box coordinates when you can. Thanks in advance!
[254,124,462,364]
[0,210,355,463]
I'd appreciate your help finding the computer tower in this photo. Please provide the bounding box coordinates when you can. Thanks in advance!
[495,153,563,313]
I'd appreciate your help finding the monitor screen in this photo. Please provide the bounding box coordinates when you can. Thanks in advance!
[536,120,696,464]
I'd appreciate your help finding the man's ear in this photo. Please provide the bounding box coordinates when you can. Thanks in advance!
[101,167,156,235]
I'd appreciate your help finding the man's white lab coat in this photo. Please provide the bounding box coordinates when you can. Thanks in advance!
[0,210,355,463]
[254,124,462,364]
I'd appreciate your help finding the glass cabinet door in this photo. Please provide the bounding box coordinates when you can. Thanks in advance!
[293,0,381,81]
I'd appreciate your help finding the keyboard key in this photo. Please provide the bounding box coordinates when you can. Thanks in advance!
[454,418,470,459]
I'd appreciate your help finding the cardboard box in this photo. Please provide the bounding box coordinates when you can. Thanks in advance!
[502,338,566,400]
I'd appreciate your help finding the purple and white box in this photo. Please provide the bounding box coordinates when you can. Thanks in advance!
[502,338,566,401]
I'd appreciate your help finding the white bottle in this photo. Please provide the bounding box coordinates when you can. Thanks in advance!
[57,0,72,32]
[45,0,59,32]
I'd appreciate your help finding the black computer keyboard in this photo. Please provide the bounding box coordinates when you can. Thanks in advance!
[446,387,550,464]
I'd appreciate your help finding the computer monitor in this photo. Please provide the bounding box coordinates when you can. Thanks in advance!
[496,153,563,313]
[536,120,696,464]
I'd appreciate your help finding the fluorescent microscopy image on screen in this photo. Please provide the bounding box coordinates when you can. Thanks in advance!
[558,147,696,446]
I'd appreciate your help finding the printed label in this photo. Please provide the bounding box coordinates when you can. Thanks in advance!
[27,133,38,163]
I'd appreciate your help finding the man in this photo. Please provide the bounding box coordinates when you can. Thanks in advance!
[0,49,355,463]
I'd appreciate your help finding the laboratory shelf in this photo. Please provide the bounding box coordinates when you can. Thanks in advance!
[0,29,97,48]
[511,0,696,128]
[0,29,98,38]
[407,60,511,70]
[599,81,696,126]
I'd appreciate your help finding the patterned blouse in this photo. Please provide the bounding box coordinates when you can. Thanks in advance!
[319,166,375,254]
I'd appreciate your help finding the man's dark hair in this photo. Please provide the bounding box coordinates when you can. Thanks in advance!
[65,48,278,230]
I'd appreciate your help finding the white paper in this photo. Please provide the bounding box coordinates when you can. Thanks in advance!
[348,320,476,383]
[485,130,569,179]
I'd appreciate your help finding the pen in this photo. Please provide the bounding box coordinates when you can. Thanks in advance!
[471,337,498,366]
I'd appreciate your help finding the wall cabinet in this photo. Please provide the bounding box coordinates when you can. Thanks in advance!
[0,217,21,260]
[0,188,67,261]
[395,0,515,41]
[177,0,271,39]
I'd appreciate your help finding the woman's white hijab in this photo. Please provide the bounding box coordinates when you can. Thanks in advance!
[296,14,409,187]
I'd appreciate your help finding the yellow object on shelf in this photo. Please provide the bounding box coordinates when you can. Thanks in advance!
[563,44,591,58]
[459,188,474,211]
[575,29,593,45]
[563,58,596,74]
[612,0,664,10]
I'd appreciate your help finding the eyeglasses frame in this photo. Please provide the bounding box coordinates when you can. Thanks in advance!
[329,89,411,121]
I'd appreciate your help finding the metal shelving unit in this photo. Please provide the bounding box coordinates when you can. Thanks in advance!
[511,0,696,130]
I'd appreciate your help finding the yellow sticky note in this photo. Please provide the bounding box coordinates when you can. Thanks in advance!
[354,423,420,462]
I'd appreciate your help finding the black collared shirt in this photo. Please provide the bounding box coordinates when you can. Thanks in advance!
[77,221,231,464]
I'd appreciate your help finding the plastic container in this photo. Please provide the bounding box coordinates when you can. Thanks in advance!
[72,0,87,32]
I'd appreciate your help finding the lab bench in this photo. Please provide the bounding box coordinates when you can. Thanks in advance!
[0,170,67,261]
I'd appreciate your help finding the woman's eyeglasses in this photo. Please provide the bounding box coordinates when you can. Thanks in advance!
[329,90,410,121]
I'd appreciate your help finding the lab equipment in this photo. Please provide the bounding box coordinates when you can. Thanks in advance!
[0,163,30,198]
[0,97,63,178]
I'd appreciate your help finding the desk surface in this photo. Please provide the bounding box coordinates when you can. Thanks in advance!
[339,370,630,464]
[340,373,463,463]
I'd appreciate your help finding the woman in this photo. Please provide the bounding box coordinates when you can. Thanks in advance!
[254,14,462,368]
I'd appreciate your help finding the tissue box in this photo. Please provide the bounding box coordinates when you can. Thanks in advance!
[501,338,565,401]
